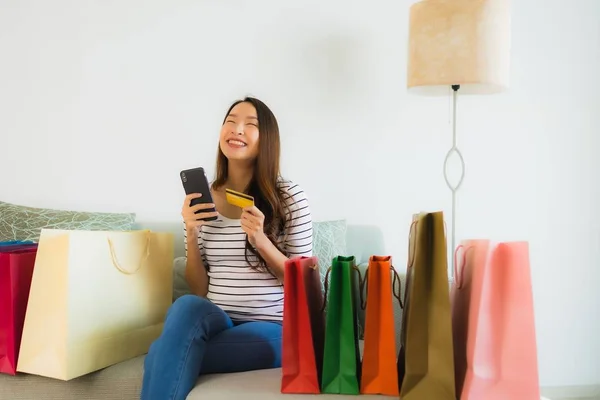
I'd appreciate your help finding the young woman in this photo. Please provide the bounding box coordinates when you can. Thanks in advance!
[141,97,313,400]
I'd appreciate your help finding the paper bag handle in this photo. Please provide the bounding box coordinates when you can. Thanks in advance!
[107,231,151,275]
[320,264,364,314]
[359,265,403,310]
[406,219,419,270]
[407,217,448,270]
[392,267,403,309]
[454,244,473,289]
[321,267,332,313]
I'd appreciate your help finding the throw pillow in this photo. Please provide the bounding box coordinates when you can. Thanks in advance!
[0,201,136,242]
[312,219,347,291]
[172,256,192,301]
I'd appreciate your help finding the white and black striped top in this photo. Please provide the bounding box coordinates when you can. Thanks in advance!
[184,178,313,322]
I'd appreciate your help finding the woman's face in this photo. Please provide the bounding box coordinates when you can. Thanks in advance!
[219,102,260,162]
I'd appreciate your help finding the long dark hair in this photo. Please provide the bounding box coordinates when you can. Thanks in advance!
[211,97,289,271]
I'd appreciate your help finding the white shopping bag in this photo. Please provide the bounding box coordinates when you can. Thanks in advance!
[17,228,174,380]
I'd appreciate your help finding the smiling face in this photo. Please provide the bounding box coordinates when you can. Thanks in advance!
[213,97,281,198]
[219,101,260,162]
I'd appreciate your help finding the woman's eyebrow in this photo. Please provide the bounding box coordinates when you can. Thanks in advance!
[228,113,258,120]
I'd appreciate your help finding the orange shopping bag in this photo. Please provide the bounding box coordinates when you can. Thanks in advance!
[451,240,540,400]
[360,255,402,396]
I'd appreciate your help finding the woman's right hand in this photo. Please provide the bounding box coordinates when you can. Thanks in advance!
[182,193,218,235]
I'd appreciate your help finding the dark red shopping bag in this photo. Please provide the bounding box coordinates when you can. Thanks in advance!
[0,244,38,375]
[281,256,325,394]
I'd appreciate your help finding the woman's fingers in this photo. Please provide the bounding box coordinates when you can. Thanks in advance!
[241,217,261,233]
[183,210,218,223]
[185,193,202,201]
[182,202,215,217]
[241,218,255,232]
[190,203,215,212]
[241,212,259,228]
[242,205,264,218]
[201,211,219,220]
[182,193,202,207]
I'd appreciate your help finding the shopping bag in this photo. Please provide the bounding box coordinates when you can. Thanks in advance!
[450,244,473,396]
[397,213,420,389]
[0,245,38,375]
[360,255,402,396]
[452,240,540,400]
[398,211,456,399]
[321,256,362,394]
[281,256,325,394]
[17,228,174,380]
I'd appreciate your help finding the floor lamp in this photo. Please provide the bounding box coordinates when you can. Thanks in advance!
[407,0,511,279]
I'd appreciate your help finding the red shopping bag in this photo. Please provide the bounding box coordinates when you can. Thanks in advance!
[281,256,325,394]
[451,240,540,400]
[0,244,38,375]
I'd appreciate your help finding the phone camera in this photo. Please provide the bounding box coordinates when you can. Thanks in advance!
[181,172,187,183]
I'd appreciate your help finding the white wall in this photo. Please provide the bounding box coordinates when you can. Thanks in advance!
[1,0,598,390]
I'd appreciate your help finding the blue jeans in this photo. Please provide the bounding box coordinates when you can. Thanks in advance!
[141,295,282,400]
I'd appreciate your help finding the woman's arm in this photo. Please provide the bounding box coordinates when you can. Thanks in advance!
[254,239,288,281]
[180,193,217,297]
[183,226,209,297]
[248,185,314,281]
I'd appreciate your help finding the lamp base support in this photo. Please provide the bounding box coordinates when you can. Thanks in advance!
[443,84,465,280]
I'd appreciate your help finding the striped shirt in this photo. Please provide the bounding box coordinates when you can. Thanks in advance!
[184,178,313,322]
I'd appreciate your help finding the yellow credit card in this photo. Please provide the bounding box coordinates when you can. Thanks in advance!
[225,188,254,208]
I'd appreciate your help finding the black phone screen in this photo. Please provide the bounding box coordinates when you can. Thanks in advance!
[180,167,218,221]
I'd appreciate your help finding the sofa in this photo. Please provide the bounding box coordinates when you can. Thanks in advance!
[0,201,403,400]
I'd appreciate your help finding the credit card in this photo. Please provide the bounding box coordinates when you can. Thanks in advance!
[225,188,254,208]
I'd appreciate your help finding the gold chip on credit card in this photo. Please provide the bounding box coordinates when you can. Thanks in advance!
[225,188,254,208]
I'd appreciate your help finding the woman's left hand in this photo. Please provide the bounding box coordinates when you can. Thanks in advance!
[241,205,268,249]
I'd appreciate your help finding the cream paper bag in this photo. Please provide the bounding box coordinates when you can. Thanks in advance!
[17,228,173,380]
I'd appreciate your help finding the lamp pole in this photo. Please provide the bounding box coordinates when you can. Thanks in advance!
[443,84,465,280]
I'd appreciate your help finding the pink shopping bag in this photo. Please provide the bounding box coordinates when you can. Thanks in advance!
[0,244,38,375]
[451,240,540,400]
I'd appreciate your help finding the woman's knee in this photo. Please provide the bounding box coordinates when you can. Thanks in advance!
[172,294,213,312]
[164,295,216,329]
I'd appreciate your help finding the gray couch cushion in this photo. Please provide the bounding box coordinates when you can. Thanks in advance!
[0,356,143,400]
[189,368,396,399]
[0,342,399,400]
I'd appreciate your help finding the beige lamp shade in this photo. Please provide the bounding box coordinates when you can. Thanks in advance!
[407,0,511,95]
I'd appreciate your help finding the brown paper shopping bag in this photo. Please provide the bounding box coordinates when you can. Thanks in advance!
[398,212,456,399]
[17,229,174,380]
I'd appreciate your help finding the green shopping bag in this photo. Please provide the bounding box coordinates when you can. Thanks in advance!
[321,256,363,394]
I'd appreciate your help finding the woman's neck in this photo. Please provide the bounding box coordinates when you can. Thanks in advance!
[226,161,254,192]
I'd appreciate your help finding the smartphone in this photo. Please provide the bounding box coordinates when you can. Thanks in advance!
[180,167,218,221]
